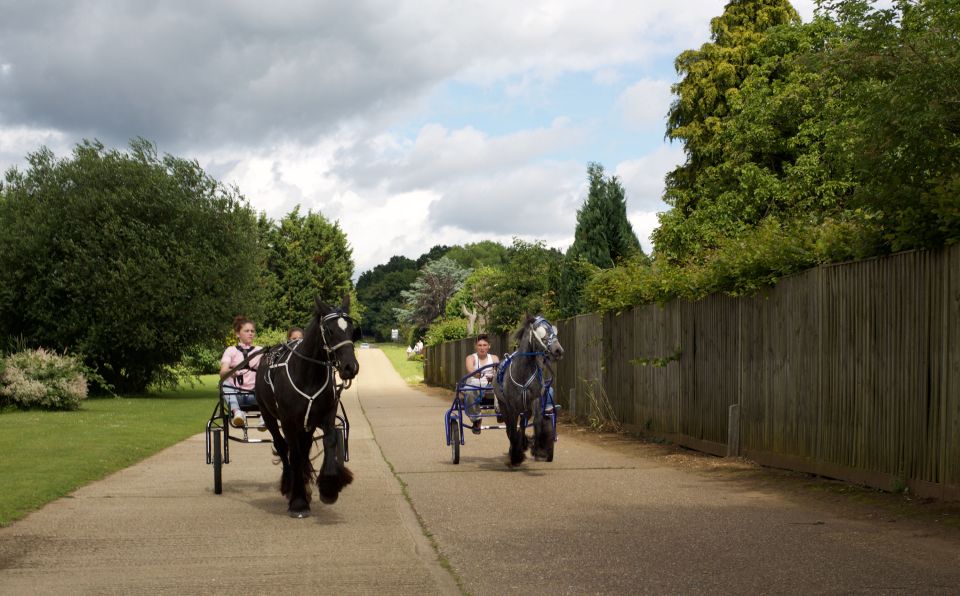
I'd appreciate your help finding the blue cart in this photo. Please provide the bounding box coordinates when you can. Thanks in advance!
[444,361,558,464]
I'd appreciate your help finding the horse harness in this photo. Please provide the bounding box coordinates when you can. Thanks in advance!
[496,317,559,404]
[263,311,357,430]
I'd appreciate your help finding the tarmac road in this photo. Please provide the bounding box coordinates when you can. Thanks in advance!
[2,348,959,595]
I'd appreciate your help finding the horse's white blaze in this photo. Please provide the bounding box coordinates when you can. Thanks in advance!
[337,317,348,331]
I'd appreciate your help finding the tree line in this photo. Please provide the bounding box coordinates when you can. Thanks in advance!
[0,139,354,393]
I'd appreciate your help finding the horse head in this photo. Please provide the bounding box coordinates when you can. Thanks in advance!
[525,314,563,360]
[312,295,361,380]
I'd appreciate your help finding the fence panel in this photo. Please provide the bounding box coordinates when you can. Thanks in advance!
[739,270,820,460]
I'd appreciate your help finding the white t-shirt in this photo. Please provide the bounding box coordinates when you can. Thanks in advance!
[466,353,495,387]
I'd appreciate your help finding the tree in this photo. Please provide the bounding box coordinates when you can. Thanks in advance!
[395,256,470,328]
[446,266,499,334]
[356,256,418,341]
[659,0,801,263]
[556,163,644,317]
[484,239,563,334]
[444,241,509,269]
[415,244,451,268]
[0,139,265,392]
[816,0,960,250]
[261,207,354,329]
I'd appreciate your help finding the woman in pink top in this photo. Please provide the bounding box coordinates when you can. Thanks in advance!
[219,315,262,428]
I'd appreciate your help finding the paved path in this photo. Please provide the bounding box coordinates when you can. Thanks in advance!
[2,348,959,595]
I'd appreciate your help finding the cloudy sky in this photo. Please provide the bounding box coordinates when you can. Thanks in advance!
[0,0,821,276]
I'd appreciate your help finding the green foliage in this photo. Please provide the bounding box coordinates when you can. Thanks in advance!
[260,206,354,329]
[445,265,499,332]
[416,244,452,267]
[484,239,563,333]
[0,139,265,393]
[595,0,960,314]
[586,218,820,311]
[423,317,469,347]
[443,241,509,269]
[396,256,471,328]
[558,162,645,317]
[815,0,960,250]
[0,349,88,410]
[356,256,418,341]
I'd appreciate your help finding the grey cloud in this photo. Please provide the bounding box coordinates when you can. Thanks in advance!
[426,163,583,236]
[332,121,586,193]
[0,1,456,150]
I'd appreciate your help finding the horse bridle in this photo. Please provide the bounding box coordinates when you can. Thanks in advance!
[266,310,359,430]
[529,316,560,353]
[498,316,560,391]
[290,311,359,378]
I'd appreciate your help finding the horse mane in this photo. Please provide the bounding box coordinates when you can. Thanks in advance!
[511,313,538,347]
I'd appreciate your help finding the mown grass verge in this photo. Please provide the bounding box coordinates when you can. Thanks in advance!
[375,343,424,385]
[0,375,219,526]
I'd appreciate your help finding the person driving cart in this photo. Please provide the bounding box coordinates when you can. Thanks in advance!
[219,315,262,428]
[464,333,500,434]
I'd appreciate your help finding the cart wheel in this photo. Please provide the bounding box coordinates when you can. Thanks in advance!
[336,426,348,464]
[212,428,223,494]
[449,420,460,465]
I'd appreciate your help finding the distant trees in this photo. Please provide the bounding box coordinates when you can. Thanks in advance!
[356,256,419,342]
[395,257,471,329]
[0,139,265,392]
[484,240,563,333]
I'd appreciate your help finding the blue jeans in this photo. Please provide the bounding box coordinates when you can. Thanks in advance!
[223,385,256,412]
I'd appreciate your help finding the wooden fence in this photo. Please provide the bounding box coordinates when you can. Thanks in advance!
[424,243,960,499]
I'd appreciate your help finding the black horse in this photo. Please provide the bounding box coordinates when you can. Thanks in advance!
[492,314,564,466]
[255,296,361,517]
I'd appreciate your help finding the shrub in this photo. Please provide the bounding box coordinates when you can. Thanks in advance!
[423,318,469,347]
[0,349,88,410]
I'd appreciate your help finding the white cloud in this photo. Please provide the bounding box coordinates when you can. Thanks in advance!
[618,78,674,132]
[0,126,72,174]
[6,0,833,276]
[615,142,684,212]
[333,118,587,193]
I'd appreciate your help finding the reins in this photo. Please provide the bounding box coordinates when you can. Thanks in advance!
[264,311,357,430]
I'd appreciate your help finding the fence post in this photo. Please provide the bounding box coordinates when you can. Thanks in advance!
[569,389,576,417]
[727,404,740,457]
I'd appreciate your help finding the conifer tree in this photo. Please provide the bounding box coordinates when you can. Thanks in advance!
[557,163,643,317]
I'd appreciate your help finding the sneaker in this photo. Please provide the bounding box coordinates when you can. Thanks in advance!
[471,419,482,435]
[231,410,246,428]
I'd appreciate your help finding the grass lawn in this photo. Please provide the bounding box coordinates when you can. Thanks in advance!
[374,343,424,384]
[0,375,220,527]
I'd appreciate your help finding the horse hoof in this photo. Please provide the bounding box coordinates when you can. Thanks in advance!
[318,492,339,505]
[288,510,310,518]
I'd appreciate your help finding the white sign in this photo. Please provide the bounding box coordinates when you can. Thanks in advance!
[391,329,399,341]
